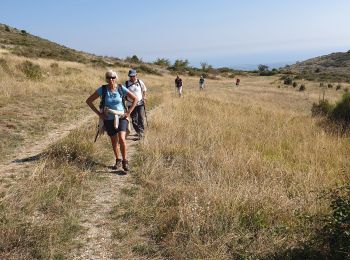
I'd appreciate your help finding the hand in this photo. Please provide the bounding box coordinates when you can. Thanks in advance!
[98,112,107,120]
[122,112,130,119]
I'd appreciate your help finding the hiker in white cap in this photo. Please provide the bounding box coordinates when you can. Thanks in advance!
[125,69,147,140]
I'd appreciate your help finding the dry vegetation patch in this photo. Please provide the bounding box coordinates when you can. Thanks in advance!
[129,85,349,258]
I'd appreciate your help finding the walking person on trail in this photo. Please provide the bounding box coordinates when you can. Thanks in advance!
[86,70,137,171]
[175,74,183,97]
[236,78,240,87]
[199,75,205,90]
[125,69,147,140]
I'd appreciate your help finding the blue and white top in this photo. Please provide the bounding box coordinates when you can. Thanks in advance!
[97,85,129,120]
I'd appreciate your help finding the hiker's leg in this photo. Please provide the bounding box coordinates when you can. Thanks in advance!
[130,106,140,133]
[117,118,129,160]
[110,134,119,159]
[118,131,127,160]
[138,105,145,133]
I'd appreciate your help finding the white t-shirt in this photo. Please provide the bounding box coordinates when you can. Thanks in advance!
[125,79,147,106]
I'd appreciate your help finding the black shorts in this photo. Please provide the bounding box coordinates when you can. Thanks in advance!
[104,118,128,136]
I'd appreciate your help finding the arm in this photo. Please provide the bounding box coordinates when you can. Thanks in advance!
[86,91,104,119]
[140,80,147,103]
[124,91,137,118]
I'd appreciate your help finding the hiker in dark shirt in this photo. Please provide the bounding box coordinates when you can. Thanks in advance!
[175,75,183,97]
[236,78,240,87]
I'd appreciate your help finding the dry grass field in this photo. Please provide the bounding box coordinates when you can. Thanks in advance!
[126,76,350,258]
[1,49,349,258]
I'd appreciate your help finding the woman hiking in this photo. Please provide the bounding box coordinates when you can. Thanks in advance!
[86,70,137,171]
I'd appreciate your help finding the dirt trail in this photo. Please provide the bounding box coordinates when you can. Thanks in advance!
[0,115,94,192]
[0,114,154,259]
[70,134,144,259]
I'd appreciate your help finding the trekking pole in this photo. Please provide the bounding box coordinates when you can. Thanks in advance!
[94,128,99,143]
[143,103,149,127]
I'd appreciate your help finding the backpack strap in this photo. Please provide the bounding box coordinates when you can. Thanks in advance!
[117,84,128,112]
[99,85,107,109]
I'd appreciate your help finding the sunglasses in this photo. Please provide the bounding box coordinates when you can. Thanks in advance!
[106,76,116,79]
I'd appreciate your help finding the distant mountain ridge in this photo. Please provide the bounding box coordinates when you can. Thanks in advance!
[283,50,350,82]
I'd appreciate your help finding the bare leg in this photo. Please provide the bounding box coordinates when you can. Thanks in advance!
[110,134,120,159]
[118,131,127,160]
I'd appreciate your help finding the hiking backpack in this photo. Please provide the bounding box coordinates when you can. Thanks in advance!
[99,84,127,112]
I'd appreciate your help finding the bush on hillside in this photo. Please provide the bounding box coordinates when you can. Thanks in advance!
[329,93,350,123]
[336,84,342,91]
[125,55,142,63]
[299,84,306,91]
[292,82,298,88]
[136,64,162,76]
[320,82,325,88]
[153,58,171,67]
[311,99,333,117]
[17,60,42,80]
[328,83,333,88]
[283,76,293,85]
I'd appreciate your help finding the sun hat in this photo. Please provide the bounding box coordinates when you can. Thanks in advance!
[128,69,137,77]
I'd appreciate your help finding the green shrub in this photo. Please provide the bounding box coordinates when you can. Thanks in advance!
[17,60,42,80]
[330,93,350,123]
[328,83,333,88]
[292,82,298,88]
[136,64,162,76]
[153,58,170,67]
[315,184,350,259]
[311,99,333,117]
[336,84,342,91]
[299,84,306,91]
[5,25,10,32]
[283,77,293,85]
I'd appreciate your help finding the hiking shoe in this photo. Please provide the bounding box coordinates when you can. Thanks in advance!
[113,158,122,169]
[137,132,144,140]
[122,160,130,171]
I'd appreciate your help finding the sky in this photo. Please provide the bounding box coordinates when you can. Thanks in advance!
[1,0,350,69]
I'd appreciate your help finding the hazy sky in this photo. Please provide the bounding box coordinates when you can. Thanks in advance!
[1,0,350,68]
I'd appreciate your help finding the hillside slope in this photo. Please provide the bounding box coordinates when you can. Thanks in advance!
[283,50,350,82]
[0,23,124,67]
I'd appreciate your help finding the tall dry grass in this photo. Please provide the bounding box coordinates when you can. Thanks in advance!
[129,84,350,258]
[0,126,98,259]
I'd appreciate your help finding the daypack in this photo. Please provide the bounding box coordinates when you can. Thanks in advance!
[99,84,127,112]
[125,79,142,104]
[199,78,204,84]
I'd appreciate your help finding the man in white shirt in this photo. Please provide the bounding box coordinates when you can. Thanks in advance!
[125,69,147,139]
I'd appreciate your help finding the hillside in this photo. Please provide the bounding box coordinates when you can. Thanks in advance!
[283,50,350,82]
[0,23,242,78]
[0,23,139,69]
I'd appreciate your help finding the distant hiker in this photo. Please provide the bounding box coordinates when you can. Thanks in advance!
[175,75,183,97]
[86,70,137,171]
[199,75,205,90]
[236,78,240,87]
[125,69,147,140]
